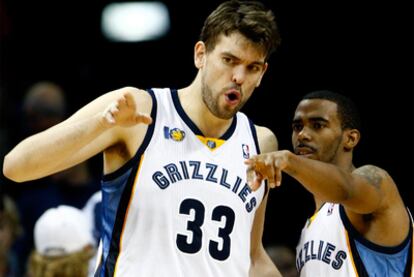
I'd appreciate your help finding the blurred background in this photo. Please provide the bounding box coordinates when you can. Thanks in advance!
[0,0,413,272]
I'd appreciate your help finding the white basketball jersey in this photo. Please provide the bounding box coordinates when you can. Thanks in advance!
[296,203,413,277]
[95,88,266,277]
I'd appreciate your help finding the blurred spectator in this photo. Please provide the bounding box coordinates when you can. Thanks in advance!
[0,194,23,277]
[6,81,100,271]
[21,81,66,136]
[266,244,298,277]
[26,205,95,277]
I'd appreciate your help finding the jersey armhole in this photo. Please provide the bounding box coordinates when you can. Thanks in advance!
[102,89,157,181]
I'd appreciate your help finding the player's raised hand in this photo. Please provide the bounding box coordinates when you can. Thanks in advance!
[102,92,152,127]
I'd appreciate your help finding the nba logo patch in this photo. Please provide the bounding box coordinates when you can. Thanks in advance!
[242,144,250,159]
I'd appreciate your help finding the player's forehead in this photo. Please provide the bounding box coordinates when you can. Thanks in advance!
[213,33,267,63]
[293,99,339,123]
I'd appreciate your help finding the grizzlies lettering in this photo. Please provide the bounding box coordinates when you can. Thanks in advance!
[152,160,257,213]
[296,240,347,272]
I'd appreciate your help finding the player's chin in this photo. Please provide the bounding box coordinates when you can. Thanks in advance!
[217,109,236,120]
[221,102,243,117]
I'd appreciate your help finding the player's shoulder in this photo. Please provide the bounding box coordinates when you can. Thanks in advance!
[254,124,278,153]
[352,164,391,182]
[352,164,399,192]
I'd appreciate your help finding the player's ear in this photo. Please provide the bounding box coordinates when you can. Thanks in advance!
[343,129,360,151]
[194,41,206,69]
[255,63,268,87]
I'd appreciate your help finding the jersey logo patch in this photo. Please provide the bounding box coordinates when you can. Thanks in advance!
[327,204,335,216]
[195,136,225,150]
[242,144,250,159]
[164,126,186,142]
[207,140,216,149]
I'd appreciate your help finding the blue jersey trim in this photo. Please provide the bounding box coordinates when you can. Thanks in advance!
[340,205,412,254]
[340,205,413,276]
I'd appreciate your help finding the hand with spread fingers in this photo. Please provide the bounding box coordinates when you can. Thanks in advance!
[102,92,152,128]
[245,150,291,191]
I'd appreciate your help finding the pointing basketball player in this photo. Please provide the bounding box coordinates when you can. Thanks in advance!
[246,90,413,276]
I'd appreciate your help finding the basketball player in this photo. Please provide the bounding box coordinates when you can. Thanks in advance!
[3,1,282,276]
[245,90,413,276]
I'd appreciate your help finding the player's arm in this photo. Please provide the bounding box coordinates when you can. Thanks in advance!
[249,126,281,277]
[284,156,387,214]
[247,150,387,214]
[249,193,282,277]
[3,87,152,182]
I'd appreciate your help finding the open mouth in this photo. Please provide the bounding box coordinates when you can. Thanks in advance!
[224,90,241,105]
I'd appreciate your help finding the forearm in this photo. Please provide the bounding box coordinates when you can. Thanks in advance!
[285,153,352,202]
[3,113,110,182]
[249,194,281,277]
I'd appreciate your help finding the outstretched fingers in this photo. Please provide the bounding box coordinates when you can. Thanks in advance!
[274,167,282,188]
[135,112,153,125]
[102,102,119,125]
[123,92,152,125]
[101,92,153,127]
[123,92,136,109]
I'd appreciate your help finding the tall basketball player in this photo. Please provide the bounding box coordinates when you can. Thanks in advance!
[3,1,282,276]
[246,90,413,276]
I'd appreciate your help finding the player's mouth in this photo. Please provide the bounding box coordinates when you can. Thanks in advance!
[224,89,241,106]
[294,144,316,156]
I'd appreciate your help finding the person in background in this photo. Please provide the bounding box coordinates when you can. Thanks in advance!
[5,81,100,270]
[246,90,413,276]
[0,194,23,277]
[3,1,282,276]
[20,81,66,137]
[26,205,95,277]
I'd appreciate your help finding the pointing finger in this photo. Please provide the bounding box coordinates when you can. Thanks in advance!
[124,93,136,108]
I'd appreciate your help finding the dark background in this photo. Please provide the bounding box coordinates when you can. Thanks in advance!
[1,0,413,249]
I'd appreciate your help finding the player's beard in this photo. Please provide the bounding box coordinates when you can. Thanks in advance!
[201,76,244,120]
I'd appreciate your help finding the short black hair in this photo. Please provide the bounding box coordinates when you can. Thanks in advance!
[302,90,362,131]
